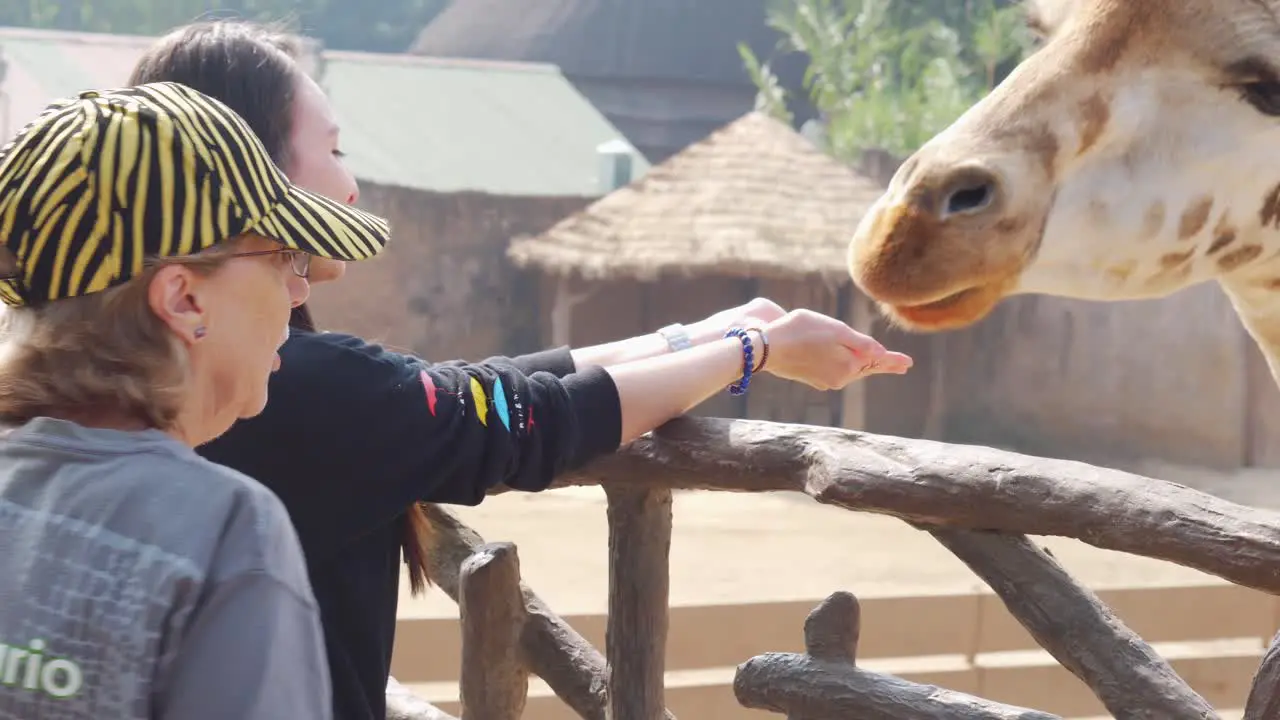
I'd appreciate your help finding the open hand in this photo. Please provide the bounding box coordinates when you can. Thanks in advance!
[758,309,912,390]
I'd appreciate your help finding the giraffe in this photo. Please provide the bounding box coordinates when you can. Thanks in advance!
[846,0,1280,385]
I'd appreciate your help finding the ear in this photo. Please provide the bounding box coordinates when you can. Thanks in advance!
[147,264,208,345]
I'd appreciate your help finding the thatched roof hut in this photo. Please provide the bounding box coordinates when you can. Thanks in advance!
[506,111,887,284]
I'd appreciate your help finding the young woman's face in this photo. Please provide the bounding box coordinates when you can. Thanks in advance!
[284,71,358,284]
[187,234,311,421]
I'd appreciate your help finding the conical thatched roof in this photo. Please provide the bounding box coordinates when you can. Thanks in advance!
[506,112,887,282]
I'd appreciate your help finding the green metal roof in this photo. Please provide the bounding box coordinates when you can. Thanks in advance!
[0,27,645,196]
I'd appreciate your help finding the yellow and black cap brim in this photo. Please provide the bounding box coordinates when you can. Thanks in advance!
[247,182,390,262]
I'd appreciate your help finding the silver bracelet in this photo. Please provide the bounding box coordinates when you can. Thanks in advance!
[656,323,693,352]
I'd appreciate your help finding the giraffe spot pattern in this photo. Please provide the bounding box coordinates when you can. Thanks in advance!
[1177,196,1213,240]
[1218,244,1263,272]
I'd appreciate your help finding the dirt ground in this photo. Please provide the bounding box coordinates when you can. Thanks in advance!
[397,455,1280,619]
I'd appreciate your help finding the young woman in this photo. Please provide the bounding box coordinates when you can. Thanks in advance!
[0,82,390,719]
[130,20,913,720]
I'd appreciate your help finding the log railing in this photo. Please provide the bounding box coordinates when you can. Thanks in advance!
[391,416,1280,719]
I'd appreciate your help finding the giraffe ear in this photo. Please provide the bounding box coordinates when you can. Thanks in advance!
[1027,0,1071,37]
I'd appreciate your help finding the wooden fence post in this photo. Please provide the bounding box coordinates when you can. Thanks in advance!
[604,484,674,720]
[459,542,528,720]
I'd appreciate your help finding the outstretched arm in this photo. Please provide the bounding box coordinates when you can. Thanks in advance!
[568,298,788,370]
[206,309,910,552]
[305,308,905,505]
[433,299,788,378]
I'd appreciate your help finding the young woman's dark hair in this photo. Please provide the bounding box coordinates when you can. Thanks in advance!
[128,20,437,596]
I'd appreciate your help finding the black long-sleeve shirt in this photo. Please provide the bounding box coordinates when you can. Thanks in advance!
[197,328,622,720]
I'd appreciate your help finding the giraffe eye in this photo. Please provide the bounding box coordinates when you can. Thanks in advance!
[1241,81,1280,116]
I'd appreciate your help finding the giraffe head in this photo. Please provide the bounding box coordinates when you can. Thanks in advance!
[848,0,1280,331]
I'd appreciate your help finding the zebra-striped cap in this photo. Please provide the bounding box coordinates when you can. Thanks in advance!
[0,81,391,307]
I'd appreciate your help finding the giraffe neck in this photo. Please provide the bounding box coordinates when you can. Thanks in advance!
[1221,266,1280,386]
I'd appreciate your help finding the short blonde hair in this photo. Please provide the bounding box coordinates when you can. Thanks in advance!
[0,252,231,430]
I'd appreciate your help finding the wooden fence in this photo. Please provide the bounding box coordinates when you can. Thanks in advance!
[389,416,1280,719]
[394,582,1272,717]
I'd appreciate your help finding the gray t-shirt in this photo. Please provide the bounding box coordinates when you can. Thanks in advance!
[0,417,332,720]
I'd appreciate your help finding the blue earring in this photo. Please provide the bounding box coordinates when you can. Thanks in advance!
[193,326,207,340]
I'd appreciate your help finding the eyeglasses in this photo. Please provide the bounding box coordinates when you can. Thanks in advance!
[225,248,312,279]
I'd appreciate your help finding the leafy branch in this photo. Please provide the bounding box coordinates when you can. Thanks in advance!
[742,0,1033,160]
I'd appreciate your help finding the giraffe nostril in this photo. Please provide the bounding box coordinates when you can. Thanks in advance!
[946,183,994,216]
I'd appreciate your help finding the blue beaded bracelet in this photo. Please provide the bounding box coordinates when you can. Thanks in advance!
[724,327,756,396]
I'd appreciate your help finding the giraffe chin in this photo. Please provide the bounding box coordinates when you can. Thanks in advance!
[877,284,1006,332]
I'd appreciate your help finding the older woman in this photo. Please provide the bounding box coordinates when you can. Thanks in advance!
[130,20,914,720]
[0,81,389,720]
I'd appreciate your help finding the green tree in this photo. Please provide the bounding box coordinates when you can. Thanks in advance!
[741,0,1033,160]
[969,0,1031,90]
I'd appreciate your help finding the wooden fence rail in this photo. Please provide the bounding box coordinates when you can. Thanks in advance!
[734,591,1061,720]
[391,416,1280,719]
